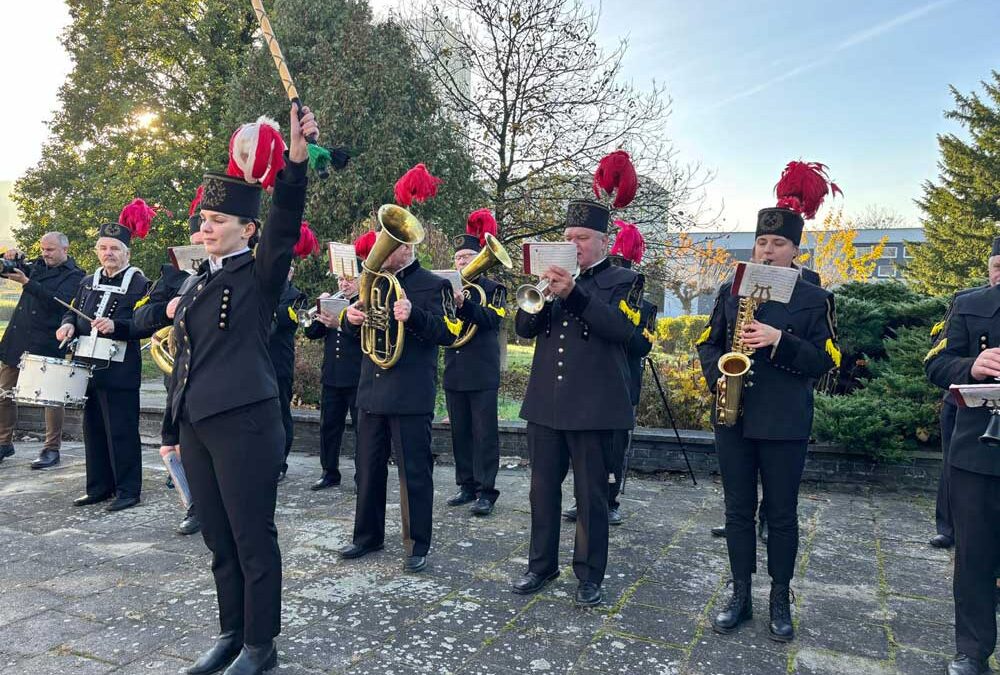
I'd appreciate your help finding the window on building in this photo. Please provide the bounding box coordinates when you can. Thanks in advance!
[903,245,914,258]
[876,263,896,278]
[855,245,871,257]
[881,246,898,259]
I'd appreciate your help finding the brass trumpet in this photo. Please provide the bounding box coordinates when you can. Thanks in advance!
[297,291,345,328]
[358,204,425,369]
[449,233,512,349]
[515,266,580,314]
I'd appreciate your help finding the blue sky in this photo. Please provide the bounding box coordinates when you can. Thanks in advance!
[3,0,998,231]
[592,0,1000,229]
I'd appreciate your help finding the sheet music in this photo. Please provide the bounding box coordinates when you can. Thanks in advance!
[328,242,358,278]
[432,270,463,294]
[522,242,578,276]
[950,383,1000,408]
[168,245,207,275]
[319,297,350,327]
[731,262,799,304]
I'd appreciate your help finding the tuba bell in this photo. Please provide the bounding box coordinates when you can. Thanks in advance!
[149,326,176,375]
[449,232,512,349]
[358,204,425,369]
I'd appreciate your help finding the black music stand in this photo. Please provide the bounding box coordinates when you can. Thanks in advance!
[640,356,697,487]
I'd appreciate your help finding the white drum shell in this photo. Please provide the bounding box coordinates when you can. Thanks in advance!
[14,354,92,408]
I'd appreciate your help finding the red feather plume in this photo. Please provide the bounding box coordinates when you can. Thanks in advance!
[774,161,843,220]
[354,230,377,260]
[118,198,158,240]
[593,150,638,209]
[188,185,204,217]
[610,220,645,265]
[227,117,286,190]
[293,221,320,259]
[466,208,497,246]
[394,163,442,207]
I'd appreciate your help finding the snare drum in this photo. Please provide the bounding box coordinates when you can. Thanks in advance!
[14,353,93,408]
[73,334,127,363]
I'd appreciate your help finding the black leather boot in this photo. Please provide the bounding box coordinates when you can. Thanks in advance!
[947,653,991,675]
[768,582,795,642]
[222,641,277,675]
[31,448,60,469]
[186,630,243,675]
[712,579,752,634]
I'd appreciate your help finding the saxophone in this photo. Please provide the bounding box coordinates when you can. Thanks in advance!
[714,295,764,426]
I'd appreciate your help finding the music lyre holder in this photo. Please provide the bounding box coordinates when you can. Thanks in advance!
[644,357,698,487]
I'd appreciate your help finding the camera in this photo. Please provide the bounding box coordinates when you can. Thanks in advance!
[0,254,26,275]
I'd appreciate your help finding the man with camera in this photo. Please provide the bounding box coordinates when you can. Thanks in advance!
[0,233,84,468]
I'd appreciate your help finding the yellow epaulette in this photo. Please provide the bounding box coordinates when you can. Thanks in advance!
[338,308,349,327]
[695,326,712,346]
[924,338,947,363]
[133,295,150,310]
[445,316,463,336]
[618,300,641,326]
[930,320,945,338]
[487,304,507,318]
[642,328,656,343]
[825,339,842,368]
[287,306,297,323]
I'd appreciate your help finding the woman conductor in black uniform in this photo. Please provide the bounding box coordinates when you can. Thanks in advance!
[696,162,841,644]
[167,105,318,675]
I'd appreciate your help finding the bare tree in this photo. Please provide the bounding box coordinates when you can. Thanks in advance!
[650,233,734,314]
[403,0,716,253]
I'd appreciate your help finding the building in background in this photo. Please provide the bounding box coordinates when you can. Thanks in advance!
[660,227,925,317]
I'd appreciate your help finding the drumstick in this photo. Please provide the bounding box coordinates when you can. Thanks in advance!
[54,297,94,323]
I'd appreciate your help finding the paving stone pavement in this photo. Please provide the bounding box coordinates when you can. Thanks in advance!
[0,440,960,674]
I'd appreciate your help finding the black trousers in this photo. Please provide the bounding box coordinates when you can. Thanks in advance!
[444,388,500,502]
[180,399,284,645]
[277,376,294,470]
[951,465,1000,662]
[527,422,612,584]
[319,384,357,483]
[608,429,629,508]
[83,385,142,500]
[352,410,434,557]
[936,402,957,538]
[715,423,807,584]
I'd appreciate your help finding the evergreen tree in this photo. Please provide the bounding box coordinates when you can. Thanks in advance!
[12,0,257,274]
[908,71,1000,295]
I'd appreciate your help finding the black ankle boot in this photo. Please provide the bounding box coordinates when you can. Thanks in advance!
[768,582,795,642]
[223,641,277,675]
[712,579,752,634]
[186,630,242,674]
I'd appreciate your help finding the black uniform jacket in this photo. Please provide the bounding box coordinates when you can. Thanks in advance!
[797,265,821,286]
[61,266,151,391]
[0,256,84,364]
[443,277,507,392]
[304,294,363,388]
[516,258,643,431]
[696,278,839,441]
[132,263,191,334]
[344,259,455,416]
[624,299,657,407]
[928,285,987,409]
[268,281,306,380]
[925,284,1000,477]
[168,158,307,423]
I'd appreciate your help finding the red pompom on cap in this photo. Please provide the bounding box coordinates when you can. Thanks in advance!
[118,198,158,240]
[466,208,498,246]
[610,219,645,265]
[394,163,442,207]
[293,221,320,259]
[188,185,204,217]
[354,230,377,260]
[593,150,638,209]
[227,116,287,190]
[774,161,843,220]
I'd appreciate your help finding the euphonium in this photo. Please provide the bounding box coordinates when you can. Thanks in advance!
[358,204,425,369]
[149,326,176,375]
[449,232,512,349]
